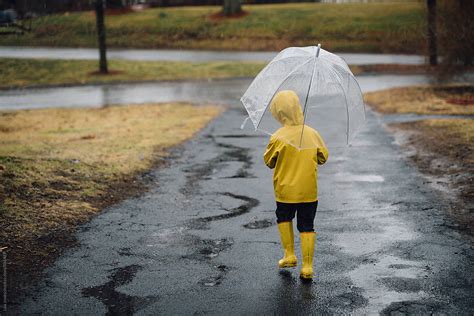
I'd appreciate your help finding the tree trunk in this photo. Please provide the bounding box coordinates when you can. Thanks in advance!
[223,0,242,16]
[458,0,473,66]
[95,0,108,74]
[427,0,437,66]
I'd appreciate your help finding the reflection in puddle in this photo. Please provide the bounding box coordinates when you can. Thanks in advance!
[349,256,429,314]
[335,173,385,183]
[336,202,428,313]
[335,206,420,256]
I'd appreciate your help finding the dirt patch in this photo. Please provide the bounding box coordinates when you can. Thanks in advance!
[207,10,249,21]
[389,119,473,234]
[88,70,125,76]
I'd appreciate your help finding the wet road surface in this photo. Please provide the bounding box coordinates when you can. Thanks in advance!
[11,77,473,314]
[0,75,431,110]
[0,46,426,64]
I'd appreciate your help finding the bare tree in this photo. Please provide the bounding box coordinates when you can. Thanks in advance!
[426,0,437,66]
[223,0,241,16]
[95,0,108,74]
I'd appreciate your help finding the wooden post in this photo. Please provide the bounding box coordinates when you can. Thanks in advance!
[0,247,6,312]
[95,0,108,74]
[427,0,437,66]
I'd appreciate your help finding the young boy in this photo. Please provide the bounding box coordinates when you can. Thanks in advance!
[263,90,328,280]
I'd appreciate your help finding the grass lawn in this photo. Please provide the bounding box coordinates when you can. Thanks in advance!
[0,103,222,298]
[0,58,266,89]
[0,3,426,53]
[0,58,431,89]
[366,85,473,233]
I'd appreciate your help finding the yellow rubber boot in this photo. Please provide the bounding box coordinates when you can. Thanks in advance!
[300,232,316,279]
[277,221,297,268]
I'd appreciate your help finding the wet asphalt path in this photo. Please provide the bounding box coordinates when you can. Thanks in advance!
[12,81,474,314]
[0,47,426,64]
[0,75,431,110]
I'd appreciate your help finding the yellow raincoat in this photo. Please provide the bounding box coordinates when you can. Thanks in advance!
[263,90,328,203]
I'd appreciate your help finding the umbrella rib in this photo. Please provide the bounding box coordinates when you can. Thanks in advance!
[298,57,318,148]
[255,57,313,130]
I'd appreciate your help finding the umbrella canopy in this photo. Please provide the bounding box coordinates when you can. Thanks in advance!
[240,44,365,149]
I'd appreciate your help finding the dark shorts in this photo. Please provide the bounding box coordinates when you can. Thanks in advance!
[276,201,318,233]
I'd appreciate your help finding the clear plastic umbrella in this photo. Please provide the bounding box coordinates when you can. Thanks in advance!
[240,44,365,149]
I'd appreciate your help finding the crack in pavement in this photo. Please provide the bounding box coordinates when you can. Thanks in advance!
[243,218,275,229]
[181,136,255,195]
[380,299,444,315]
[187,192,259,230]
[81,265,158,315]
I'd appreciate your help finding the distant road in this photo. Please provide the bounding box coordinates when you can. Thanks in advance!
[0,75,430,111]
[0,46,426,65]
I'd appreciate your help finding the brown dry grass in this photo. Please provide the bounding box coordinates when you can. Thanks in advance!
[365,85,474,115]
[0,103,222,301]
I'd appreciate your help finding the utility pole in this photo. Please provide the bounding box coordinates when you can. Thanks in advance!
[427,0,437,66]
[95,0,108,74]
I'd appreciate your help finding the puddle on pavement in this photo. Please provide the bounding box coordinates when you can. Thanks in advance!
[183,238,234,261]
[215,134,266,139]
[118,247,133,257]
[378,277,424,293]
[243,219,274,229]
[81,265,158,315]
[146,226,188,247]
[331,288,368,310]
[335,173,385,183]
[380,299,444,315]
[348,255,429,314]
[198,265,231,287]
[334,206,420,256]
[199,274,224,287]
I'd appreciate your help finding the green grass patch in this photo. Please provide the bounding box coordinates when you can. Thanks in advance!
[0,3,426,53]
[0,58,433,89]
[0,58,266,88]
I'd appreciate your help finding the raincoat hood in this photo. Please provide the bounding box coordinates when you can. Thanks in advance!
[270,90,304,126]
